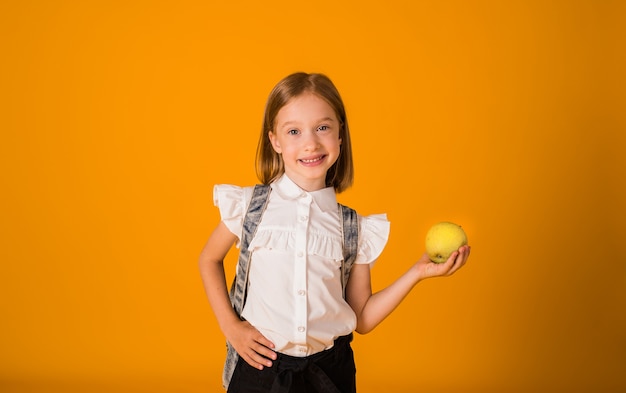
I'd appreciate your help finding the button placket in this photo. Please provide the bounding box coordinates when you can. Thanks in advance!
[293,194,311,343]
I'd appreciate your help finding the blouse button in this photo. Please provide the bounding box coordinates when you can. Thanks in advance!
[297,289,306,296]
[298,326,305,332]
[299,215,308,221]
[297,251,304,258]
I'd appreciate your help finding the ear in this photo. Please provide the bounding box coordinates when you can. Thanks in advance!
[268,131,282,154]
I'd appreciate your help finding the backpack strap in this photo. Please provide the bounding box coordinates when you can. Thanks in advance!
[223,184,271,389]
[230,184,271,316]
[339,203,359,299]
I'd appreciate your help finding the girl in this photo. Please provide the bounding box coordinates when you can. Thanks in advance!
[199,72,470,393]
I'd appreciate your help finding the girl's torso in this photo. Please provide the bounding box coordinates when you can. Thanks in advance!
[214,175,389,357]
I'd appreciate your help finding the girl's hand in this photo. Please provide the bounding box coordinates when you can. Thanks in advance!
[414,245,471,281]
[224,319,277,370]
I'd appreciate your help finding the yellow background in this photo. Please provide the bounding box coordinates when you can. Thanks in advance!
[1,1,625,392]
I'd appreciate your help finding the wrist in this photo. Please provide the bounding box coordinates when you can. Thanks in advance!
[218,311,242,336]
[408,263,424,285]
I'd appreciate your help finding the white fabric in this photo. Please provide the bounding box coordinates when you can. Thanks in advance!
[213,175,390,357]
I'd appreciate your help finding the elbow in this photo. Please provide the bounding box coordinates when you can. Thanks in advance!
[354,321,374,335]
[197,252,214,273]
[354,327,370,335]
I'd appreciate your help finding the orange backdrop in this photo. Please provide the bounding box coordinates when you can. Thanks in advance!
[1,1,625,392]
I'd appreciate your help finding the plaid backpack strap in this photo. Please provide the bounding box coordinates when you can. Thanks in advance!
[230,184,271,315]
[223,184,271,389]
[339,203,359,299]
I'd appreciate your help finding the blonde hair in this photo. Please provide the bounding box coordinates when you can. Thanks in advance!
[255,72,354,193]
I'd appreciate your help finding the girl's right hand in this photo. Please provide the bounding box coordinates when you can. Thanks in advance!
[225,319,277,370]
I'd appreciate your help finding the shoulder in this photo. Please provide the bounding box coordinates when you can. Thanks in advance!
[355,213,390,265]
[213,184,259,209]
[213,184,262,241]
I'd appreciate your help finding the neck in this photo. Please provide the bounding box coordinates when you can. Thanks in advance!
[283,172,327,192]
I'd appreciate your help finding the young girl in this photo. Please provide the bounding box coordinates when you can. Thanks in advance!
[199,72,470,393]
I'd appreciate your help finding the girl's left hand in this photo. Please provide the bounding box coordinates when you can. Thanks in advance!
[414,245,471,280]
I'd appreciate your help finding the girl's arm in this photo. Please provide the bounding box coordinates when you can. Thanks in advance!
[198,221,277,370]
[345,245,470,334]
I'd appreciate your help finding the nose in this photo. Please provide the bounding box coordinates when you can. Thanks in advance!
[302,130,320,150]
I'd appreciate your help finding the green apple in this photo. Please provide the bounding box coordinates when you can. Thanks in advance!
[425,221,468,263]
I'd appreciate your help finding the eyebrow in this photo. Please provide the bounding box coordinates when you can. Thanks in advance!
[279,117,336,128]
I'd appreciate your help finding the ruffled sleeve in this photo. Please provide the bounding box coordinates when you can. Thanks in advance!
[355,214,390,266]
[213,184,254,247]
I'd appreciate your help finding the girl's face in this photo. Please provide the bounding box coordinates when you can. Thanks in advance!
[269,92,342,191]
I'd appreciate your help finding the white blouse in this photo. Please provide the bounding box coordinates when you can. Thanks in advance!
[214,175,390,357]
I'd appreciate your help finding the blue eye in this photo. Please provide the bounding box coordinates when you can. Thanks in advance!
[317,125,329,131]
[288,129,299,135]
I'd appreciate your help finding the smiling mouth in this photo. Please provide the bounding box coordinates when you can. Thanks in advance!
[299,155,326,164]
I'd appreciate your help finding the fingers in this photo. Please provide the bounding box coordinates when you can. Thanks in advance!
[242,339,276,370]
[253,335,277,364]
[230,323,277,370]
[418,245,470,279]
[445,245,470,275]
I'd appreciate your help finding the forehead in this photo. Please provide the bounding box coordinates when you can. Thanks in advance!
[275,93,337,125]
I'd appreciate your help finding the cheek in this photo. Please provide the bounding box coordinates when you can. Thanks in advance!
[329,135,342,151]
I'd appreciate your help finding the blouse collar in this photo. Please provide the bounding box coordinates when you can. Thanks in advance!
[271,175,338,213]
